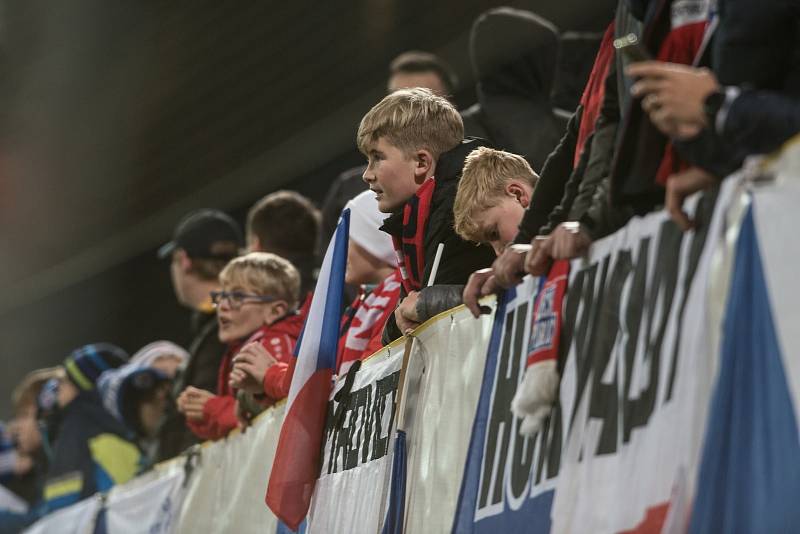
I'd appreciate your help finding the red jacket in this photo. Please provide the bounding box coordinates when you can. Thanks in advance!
[187,313,305,441]
[260,311,306,402]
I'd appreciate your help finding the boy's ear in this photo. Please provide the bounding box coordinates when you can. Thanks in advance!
[413,149,435,184]
[263,300,289,325]
[506,181,531,209]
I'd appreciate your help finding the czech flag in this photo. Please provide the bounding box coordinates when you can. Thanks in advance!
[266,209,350,531]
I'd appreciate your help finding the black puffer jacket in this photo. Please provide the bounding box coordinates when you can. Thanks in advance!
[381,138,496,342]
[156,309,225,461]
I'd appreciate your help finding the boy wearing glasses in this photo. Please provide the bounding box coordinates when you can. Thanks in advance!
[177,252,305,440]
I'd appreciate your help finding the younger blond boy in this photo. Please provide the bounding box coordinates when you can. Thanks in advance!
[178,252,305,440]
[454,146,539,254]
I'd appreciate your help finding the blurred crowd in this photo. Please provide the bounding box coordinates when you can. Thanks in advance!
[2,0,798,530]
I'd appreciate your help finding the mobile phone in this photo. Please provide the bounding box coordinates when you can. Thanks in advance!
[613,33,652,63]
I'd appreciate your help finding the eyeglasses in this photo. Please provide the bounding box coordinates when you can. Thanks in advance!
[210,290,276,310]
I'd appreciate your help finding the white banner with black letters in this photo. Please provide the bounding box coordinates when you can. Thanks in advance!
[308,344,403,534]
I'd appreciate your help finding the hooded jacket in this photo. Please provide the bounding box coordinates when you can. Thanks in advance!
[380,138,496,342]
[43,393,140,512]
[462,8,567,173]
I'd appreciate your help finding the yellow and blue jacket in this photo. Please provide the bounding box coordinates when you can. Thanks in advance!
[42,392,140,512]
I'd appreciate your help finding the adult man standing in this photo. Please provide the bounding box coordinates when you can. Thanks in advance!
[155,209,243,460]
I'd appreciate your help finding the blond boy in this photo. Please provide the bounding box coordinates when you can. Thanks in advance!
[454,147,538,255]
[178,252,305,439]
[358,88,495,338]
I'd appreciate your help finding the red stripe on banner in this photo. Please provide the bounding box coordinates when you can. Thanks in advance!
[617,502,670,534]
[266,369,333,530]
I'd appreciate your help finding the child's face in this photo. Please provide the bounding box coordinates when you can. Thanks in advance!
[473,196,528,255]
[216,284,271,343]
[57,377,79,409]
[362,137,422,213]
[8,403,42,454]
[346,240,392,286]
[138,383,170,438]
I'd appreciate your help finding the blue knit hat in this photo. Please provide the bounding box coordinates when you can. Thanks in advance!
[63,343,129,391]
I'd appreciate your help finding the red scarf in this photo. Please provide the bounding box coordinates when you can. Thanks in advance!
[575,22,616,168]
[337,270,402,374]
[527,260,571,369]
[391,178,436,293]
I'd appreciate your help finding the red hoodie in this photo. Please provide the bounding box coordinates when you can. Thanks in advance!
[187,312,306,441]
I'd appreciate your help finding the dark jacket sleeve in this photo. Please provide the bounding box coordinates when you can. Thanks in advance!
[416,285,464,323]
[540,62,622,237]
[382,284,466,344]
[567,62,621,221]
[673,128,742,179]
[722,90,800,156]
[514,107,582,243]
[580,175,636,240]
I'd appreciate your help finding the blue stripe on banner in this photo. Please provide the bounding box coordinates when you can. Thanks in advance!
[451,287,512,533]
[381,430,407,534]
[689,207,800,533]
[316,209,349,372]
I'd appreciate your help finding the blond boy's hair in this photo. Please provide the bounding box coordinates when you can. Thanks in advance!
[454,147,538,242]
[357,87,464,158]
[219,252,301,310]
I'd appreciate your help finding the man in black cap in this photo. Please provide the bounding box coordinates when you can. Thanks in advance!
[156,209,243,461]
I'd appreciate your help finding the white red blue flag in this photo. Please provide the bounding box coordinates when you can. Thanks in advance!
[266,209,350,531]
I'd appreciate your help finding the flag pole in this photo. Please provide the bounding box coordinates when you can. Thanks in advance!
[395,242,444,429]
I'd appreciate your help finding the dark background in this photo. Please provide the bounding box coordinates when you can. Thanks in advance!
[0,0,615,417]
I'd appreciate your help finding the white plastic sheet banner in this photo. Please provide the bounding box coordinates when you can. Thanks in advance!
[23,495,101,534]
[309,343,404,534]
[103,461,186,533]
[550,177,742,533]
[176,403,284,534]
[0,484,28,514]
[752,147,800,415]
[403,304,494,534]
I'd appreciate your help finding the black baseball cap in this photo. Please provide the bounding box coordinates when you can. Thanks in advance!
[158,209,244,260]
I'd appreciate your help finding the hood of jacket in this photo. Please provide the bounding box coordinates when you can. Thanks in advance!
[471,7,560,100]
[468,8,567,169]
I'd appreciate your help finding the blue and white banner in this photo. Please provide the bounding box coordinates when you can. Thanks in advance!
[689,160,800,532]
[454,174,743,533]
[453,276,557,533]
